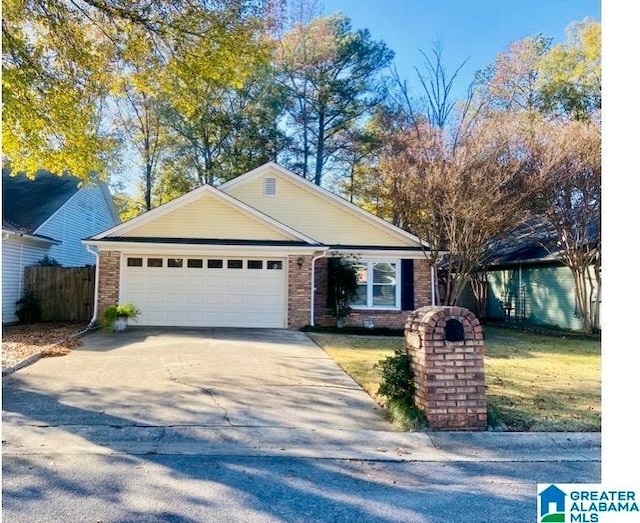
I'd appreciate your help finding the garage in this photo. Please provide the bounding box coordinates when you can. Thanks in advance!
[121,255,287,328]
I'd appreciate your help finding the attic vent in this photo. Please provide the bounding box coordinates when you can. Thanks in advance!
[264,177,277,196]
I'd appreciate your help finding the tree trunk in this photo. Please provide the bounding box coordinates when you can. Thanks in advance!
[315,109,325,186]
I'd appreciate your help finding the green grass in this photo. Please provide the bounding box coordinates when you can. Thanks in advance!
[308,325,601,432]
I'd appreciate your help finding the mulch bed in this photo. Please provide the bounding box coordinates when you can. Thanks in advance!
[2,322,87,370]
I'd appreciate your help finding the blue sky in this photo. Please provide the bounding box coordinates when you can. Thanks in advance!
[322,0,601,101]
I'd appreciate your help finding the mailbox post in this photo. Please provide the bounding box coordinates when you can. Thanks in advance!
[405,306,487,430]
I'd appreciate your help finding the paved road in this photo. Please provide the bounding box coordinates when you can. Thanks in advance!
[2,328,600,522]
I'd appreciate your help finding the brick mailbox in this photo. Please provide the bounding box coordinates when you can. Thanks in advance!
[405,306,487,430]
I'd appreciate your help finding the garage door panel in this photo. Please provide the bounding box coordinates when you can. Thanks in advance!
[144,291,165,303]
[122,256,286,328]
[226,295,246,306]
[184,294,205,305]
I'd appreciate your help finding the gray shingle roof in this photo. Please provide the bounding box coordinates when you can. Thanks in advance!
[2,169,81,234]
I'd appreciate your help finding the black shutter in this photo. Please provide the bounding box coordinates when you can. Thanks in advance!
[400,259,414,310]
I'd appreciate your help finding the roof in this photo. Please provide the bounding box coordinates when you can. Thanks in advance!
[482,220,561,267]
[482,215,600,269]
[2,169,81,234]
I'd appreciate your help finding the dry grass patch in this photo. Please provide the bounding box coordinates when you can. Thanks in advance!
[309,326,601,432]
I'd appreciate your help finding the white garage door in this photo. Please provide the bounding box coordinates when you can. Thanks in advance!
[121,255,287,328]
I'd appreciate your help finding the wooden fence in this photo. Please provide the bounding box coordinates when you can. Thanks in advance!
[24,266,96,322]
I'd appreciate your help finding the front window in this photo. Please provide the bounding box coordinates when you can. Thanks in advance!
[352,260,399,309]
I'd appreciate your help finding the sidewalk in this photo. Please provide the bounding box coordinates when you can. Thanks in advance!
[2,420,601,463]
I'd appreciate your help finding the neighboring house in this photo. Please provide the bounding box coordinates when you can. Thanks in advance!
[464,220,600,332]
[2,169,120,323]
[84,162,435,329]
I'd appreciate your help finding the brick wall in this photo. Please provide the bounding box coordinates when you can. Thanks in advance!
[287,254,315,329]
[97,251,121,315]
[314,256,432,329]
[405,306,487,431]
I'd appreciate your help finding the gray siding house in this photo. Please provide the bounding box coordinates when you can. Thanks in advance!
[2,170,120,323]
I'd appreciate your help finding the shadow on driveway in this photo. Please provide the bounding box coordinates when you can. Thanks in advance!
[2,328,599,522]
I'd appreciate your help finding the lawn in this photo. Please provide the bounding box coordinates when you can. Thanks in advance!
[308,325,601,432]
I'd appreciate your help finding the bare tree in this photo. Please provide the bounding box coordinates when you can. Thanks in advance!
[376,112,534,306]
[529,117,601,333]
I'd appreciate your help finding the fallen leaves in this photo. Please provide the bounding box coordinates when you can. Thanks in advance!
[2,323,85,369]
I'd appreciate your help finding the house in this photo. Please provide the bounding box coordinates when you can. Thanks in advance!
[467,220,600,332]
[83,162,434,329]
[2,169,120,323]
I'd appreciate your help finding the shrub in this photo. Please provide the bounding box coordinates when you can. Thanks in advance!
[376,349,415,403]
[15,292,41,323]
[376,350,426,430]
[36,255,61,266]
[326,257,359,326]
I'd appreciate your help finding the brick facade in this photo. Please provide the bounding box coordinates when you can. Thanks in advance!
[287,254,315,329]
[314,256,432,329]
[94,251,432,331]
[404,306,487,431]
[97,251,121,315]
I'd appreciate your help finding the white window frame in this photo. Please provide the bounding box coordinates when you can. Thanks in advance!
[351,258,401,311]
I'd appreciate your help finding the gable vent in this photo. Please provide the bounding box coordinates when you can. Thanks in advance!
[264,177,277,196]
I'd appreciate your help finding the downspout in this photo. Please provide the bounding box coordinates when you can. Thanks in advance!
[84,244,100,330]
[518,263,522,321]
[310,250,329,327]
[430,264,436,306]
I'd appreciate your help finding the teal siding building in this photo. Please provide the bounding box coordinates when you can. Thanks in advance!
[485,263,597,332]
[461,220,600,333]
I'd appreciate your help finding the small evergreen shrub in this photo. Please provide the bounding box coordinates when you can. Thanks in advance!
[376,349,415,403]
[36,255,61,266]
[376,349,426,430]
[15,292,41,323]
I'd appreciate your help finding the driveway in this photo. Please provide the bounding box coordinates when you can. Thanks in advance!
[3,327,390,433]
[2,328,600,523]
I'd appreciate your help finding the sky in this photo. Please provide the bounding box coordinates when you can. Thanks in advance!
[321,0,601,102]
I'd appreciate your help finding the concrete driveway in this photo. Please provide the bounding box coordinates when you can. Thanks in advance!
[2,328,600,523]
[3,327,390,433]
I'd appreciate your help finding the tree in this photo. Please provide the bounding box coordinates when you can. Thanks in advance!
[276,14,393,185]
[113,25,168,212]
[376,112,534,306]
[158,8,275,186]
[474,34,552,116]
[2,0,278,182]
[528,117,601,333]
[538,18,601,120]
[2,0,119,180]
[412,42,470,129]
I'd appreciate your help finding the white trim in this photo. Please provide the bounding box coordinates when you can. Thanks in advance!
[219,162,429,248]
[350,258,402,311]
[82,240,326,257]
[329,248,426,259]
[90,184,320,245]
[98,181,122,224]
[2,228,59,246]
